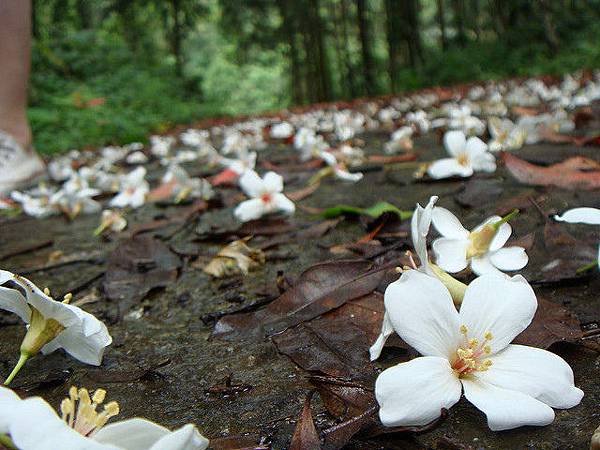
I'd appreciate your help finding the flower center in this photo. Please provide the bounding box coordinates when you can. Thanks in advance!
[260,192,273,204]
[451,325,493,377]
[466,224,496,258]
[457,152,470,167]
[61,387,120,438]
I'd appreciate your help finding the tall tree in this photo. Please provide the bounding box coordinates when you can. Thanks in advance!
[277,0,304,104]
[384,0,402,91]
[356,0,375,95]
[436,0,448,50]
[451,0,467,47]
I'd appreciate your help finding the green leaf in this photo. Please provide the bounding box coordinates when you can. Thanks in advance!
[322,201,412,220]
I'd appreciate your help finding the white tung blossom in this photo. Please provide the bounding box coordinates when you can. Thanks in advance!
[0,270,112,384]
[0,385,209,450]
[427,130,496,179]
[431,207,528,276]
[375,271,583,431]
[234,170,295,222]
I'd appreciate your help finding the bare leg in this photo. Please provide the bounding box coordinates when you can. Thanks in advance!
[0,0,32,149]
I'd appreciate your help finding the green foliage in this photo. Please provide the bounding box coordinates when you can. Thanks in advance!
[26,0,600,155]
[322,201,412,220]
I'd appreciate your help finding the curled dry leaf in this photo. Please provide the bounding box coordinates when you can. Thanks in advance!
[502,152,600,190]
[290,391,321,450]
[203,237,265,278]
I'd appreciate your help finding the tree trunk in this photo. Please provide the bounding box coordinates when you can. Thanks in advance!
[405,0,424,67]
[76,0,93,29]
[538,0,560,54]
[277,0,304,104]
[339,0,357,97]
[170,0,183,77]
[452,0,467,47]
[437,0,448,50]
[356,0,375,95]
[385,0,402,91]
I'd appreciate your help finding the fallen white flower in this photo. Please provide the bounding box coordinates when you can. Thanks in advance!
[234,170,295,222]
[427,130,496,179]
[0,385,208,450]
[431,207,527,276]
[375,271,583,431]
[110,167,149,209]
[0,271,112,384]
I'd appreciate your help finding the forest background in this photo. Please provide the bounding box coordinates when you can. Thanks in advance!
[30,0,600,154]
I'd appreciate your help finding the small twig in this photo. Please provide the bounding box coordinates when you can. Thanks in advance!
[0,239,53,261]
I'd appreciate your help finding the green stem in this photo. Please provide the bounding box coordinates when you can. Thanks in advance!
[492,209,519,230]
[308,167,332,186]
[93,222,107,236]
[4,353,29,385]
[0,433,16,449]
[576,260,598,274]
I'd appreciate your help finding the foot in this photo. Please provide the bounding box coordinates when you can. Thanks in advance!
[0,130,45,195]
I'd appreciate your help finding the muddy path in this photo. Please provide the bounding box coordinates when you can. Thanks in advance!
[1,129,599,449]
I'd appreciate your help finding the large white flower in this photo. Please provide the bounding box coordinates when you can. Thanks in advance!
[431,207,528,276]
[109,167,149,209]
[0,271,112,384]
[427,131,496,179]
[234,170,295,222]
[0,386,208,450]
[369,195,438,361]
[375,271,583,431]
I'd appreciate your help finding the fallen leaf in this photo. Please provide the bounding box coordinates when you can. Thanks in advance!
[514,297,582,348]
[273,293,394,379]
[203,238,265,278]
[287,182,320,202]
[290,391,321,450]
[502,152,600,190]
[103,236,181,317]
[322,201,412,221]
[454,179,503,208]
[213,259,393,340]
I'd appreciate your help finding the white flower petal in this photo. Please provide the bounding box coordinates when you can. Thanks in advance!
[149,424,209,450]
[489,247,528,271]
[10,397,118,450]
[462,377,555,431]
[554,207,600,225]
[375,356,462,427]
[432,238,469,273]
[432,207,470,239]
[369,311,394,361]
[272,193,295,215]
[488,222,512,251]
[13,276,80,328]
[470,255,504,276]
[427,158,473,179]
[262,171,284,193]
[411,196,438,271]
[95,418,208,450]
[0,387,21,434]
[0,285,31,323]
[471,152,497,173]
[234,198,266,222]
[384,270,461,358]
[459,274,537,354]
[444,130,467,157]
[41,314,112,366]
[465,136,488,157]
[238,170,264,197]
[482,344,583,409]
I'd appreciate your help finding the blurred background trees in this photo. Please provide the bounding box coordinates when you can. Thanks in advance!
[29,0,600,153]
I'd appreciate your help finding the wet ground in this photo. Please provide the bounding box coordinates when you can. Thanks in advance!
[1,130,600,449]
